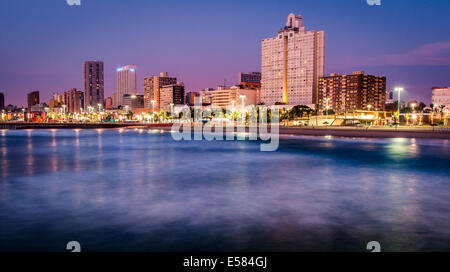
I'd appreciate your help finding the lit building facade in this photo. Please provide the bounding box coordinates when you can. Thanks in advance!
[64,88,84,113]
[432,87,450,110]
[318,71,386,112]
[144,72,177,110]
[159,84,185,112]
[199,88,214,105]
[210,86,257,109]
[114,65,137,107]
[84,61,104,109]
[261,13,325,107]
[105,97,113,110]
[122,94,145,110]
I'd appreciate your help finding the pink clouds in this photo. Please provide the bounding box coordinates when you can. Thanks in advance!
[369,40,450,66]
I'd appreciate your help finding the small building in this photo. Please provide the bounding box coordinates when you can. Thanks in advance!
[122,94,145,111]
[160,84,185,112]
[432,87,450,110]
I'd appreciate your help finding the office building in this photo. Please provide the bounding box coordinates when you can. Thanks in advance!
[144,72,177,110]
[27,91,39,110]
[122,94,145,110]
[432,87,450,110]
[84,61,104,109]
[261,13,325,107]
[114,65,137,107]
[159,84,185,112]
[64,88,84,113]
[318,71,386,112]
[186,92,200,106]
[239,72,261,89]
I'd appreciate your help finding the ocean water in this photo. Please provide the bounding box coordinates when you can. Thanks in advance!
[0,128,449,252]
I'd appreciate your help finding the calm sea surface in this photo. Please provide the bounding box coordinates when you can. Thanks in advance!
[0,128,449,251]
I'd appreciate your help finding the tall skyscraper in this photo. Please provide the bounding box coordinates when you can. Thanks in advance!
[318,71,386,112]
[64,88,84,113]
[114,65,137,107]
[144,72,177,110]
[27,91,39,110]
[0,92,4,110]
[261,13,325,107]
[84,61,104,109]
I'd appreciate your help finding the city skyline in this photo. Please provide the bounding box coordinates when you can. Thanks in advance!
[1,0,450,106]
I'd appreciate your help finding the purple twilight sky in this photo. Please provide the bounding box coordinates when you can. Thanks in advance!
[0,0,449,107]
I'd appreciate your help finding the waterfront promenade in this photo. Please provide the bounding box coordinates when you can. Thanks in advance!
[1,122,449,139]
[278,126,450,139]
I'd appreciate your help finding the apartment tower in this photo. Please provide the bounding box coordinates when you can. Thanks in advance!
[318,71,387,112]
[84,61,104,109]
[261,14,324,107]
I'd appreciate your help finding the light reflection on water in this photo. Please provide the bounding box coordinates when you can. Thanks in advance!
[0,129,449,252]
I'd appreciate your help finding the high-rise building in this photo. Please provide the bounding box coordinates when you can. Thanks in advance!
[84,61,104,109]
[64,88,84,113]
[261,13,325,107]
[318,71,386,112]
[432,87,450,110]
[27,91,39,110]
[159,84,185,112]
[0,92,4,110]
[114,65,137,107]
[144,72,177,110]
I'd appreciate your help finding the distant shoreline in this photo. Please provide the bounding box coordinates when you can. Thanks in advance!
[1,122,449,139]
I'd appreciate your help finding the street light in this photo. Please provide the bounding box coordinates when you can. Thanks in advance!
[239,95,246,110]
[324,98,331,120]
[151,100,156,123]
[394,87,404,125]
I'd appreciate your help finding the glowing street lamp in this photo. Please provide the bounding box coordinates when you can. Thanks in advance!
[239,95,246,110]
[151,99,156,123]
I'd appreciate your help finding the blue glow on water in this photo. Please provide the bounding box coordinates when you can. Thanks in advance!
[0,129,449,251]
